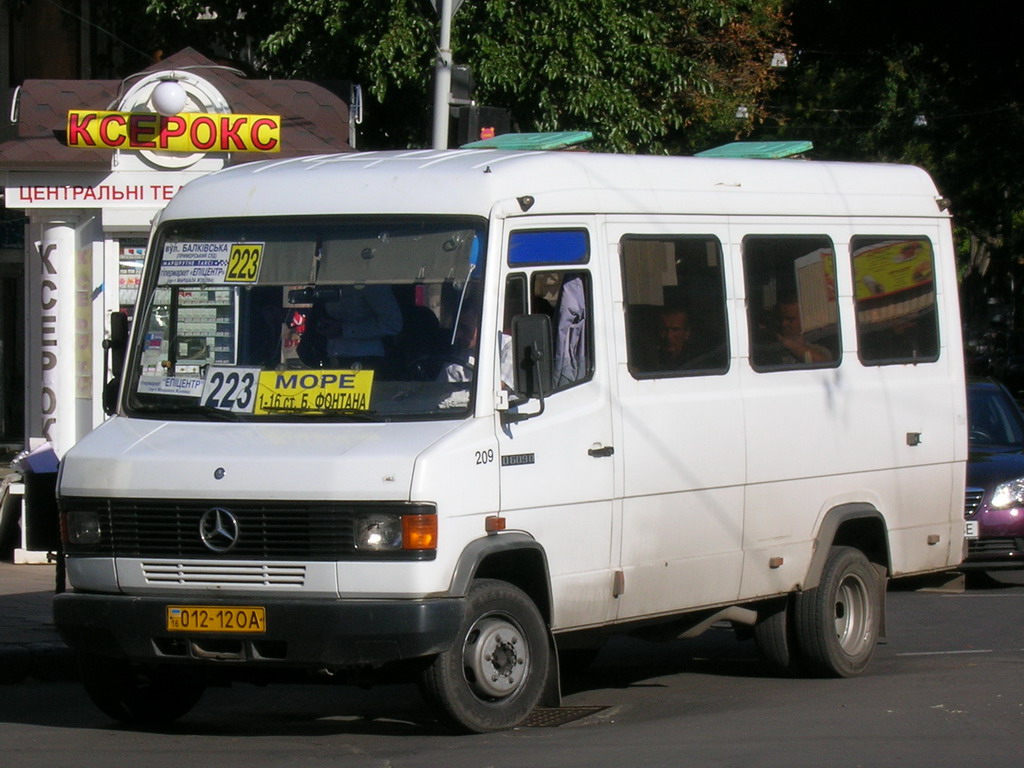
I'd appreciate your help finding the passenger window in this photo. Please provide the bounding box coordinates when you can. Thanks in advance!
[851,236,939,364]
[743,236,840,371]
[621,236,729,378]
[504,270,593,391]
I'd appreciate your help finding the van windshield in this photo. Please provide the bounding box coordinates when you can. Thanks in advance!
[123,216,487,422]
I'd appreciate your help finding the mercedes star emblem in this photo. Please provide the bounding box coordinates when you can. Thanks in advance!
[199,507,240,553]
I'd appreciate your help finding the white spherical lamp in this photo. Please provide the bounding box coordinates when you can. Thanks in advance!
[151,80,188,116]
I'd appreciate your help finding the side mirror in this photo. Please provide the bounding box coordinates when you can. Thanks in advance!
[102,311,129,415]
[504,314,552,423]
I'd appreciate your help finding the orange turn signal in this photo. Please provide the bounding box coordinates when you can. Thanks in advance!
[403,514,437,550]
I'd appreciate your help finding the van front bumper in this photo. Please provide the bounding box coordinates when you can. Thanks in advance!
[53,592,465,669]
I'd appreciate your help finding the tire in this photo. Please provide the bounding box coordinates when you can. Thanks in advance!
[753,596,801,675]
[79,654,204,725]
[793,546,883,678]
[419,579,550,733]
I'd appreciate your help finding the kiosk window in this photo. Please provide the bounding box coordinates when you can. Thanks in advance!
[621,235,729,378]
[851,236,939,364]
[743,235,840,371]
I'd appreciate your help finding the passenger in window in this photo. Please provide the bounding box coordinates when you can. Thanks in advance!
[654,305,695,370]
[647,304,722,372]
[754,299,833,367]
[553,274,588,387]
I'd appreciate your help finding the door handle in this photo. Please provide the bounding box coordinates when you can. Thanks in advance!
[588,445,614,458]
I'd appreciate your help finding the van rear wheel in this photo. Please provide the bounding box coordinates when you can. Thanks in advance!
[753,596,801,675]
[419,579,550,733]
[793,546,882,677]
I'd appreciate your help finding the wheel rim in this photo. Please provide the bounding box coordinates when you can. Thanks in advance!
[834,573,872,656]
[462,614,530,700]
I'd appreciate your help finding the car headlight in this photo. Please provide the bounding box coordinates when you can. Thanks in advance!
[64,509,102,545]
[990,477,1024,509]
[354,511,437,552]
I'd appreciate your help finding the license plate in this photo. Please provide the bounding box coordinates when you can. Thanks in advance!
[964,521,979,540]
[166,605,266,633]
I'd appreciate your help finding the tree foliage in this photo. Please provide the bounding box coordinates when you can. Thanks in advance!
[96,1,1022,322]
[142,0,790,152]
[770,1,1024,320]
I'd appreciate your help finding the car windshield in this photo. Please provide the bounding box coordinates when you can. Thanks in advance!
[967,384,1024,449]
[123,216,487,422]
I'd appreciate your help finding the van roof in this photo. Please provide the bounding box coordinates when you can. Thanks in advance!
[161,149,948,223]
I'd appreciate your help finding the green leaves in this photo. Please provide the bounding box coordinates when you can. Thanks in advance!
[143,0,789,152]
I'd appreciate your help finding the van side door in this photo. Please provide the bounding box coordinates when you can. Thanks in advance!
[607,221,746,619]
[495,222,618,630]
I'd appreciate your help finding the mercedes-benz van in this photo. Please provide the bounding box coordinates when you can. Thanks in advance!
[55,148,967,732]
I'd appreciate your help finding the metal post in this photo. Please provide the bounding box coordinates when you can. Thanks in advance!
[431,0,454,149]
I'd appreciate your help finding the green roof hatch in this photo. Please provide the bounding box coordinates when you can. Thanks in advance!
[695,140,813,159]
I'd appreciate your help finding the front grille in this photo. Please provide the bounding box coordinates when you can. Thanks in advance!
[142,561,306,586]
[964,488,985,517]
[62,497,434,561]
[967,537,1024,559]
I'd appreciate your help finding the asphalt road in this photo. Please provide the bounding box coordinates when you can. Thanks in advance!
[1,570,1022,768]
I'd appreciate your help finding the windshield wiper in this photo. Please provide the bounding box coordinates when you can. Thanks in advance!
[258,407,384,422]
[130,403,244,421]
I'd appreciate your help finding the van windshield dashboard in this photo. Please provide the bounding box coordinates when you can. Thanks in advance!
[123,216,487,422]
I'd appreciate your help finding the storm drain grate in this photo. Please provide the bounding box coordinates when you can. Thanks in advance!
[522,706,609,728]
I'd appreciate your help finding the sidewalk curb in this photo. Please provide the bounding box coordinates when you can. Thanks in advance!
[0,642,78,684]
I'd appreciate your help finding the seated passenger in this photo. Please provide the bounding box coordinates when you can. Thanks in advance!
[646,304,722,373]
[753,300,833,367]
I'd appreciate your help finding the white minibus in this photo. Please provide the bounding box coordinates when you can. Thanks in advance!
[54,148,967,732]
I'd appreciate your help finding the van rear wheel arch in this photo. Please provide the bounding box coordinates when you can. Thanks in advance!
[804,504,891,591]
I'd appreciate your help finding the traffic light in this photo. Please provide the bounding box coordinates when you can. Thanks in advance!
[450,65,474,106]
[455,106,512,146]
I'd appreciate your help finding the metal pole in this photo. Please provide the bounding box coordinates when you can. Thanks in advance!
[432,0,453,149]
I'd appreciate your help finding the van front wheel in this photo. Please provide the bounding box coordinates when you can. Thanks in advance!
[420,579,550,733]
[794,546,883,677]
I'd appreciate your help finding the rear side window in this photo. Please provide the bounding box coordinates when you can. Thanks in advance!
[620,235,729,378]
[851,236,939,364]
[743,235,840,371]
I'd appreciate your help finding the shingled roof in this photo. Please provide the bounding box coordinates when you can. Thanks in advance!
[0,48,354,172]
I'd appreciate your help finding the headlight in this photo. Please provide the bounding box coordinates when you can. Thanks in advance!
[990,477,1024,509]
[355,515,403,551]
[354,511,437,552]
[65,509,102,545]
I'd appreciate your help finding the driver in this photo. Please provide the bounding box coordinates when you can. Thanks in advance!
[314,284,402,367]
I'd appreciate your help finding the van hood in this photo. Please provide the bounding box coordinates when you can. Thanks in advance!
[58,416,465,501]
